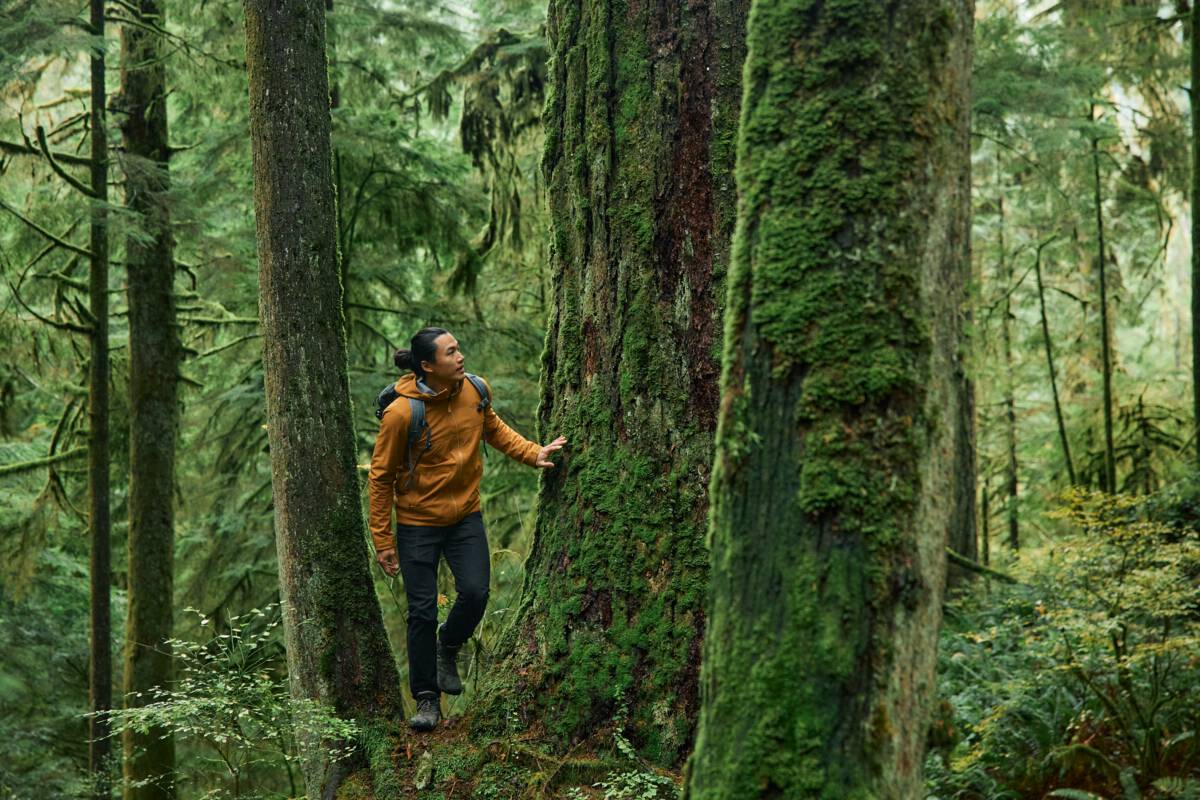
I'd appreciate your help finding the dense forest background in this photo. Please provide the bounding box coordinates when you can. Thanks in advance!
[2,0,1200,798]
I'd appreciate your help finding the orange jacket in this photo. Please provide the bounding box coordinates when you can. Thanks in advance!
[368,373,541,552]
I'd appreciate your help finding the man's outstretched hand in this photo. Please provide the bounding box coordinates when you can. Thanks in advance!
[535,435,568,468]
[376,547,399,577]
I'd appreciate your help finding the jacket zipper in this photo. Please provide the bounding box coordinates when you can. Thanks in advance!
[451,396,463,521]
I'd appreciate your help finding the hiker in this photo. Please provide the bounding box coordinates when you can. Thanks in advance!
[368,326,566,731]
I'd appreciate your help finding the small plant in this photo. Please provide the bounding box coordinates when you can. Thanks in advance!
[588,700,678,800]
[104,604,357,799]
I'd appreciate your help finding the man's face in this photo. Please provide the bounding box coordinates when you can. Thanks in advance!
[421,333,466,384]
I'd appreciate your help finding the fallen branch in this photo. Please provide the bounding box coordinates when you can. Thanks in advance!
[946,548,1021,585]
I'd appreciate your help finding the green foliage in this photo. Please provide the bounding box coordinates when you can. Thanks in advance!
[106,605,355,799]
[0,547,106,800]
[927,486,1200,799]
[589,730,678,800]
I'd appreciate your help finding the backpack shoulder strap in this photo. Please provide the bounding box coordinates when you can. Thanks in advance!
[404,396,431,489]
[465,373,491,412]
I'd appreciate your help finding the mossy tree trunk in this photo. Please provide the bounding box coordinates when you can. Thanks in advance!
[685,1,974,797]
[119,3,180,796]
[478,0,746,765]
[87,0,113,795]
[243,1,404,796]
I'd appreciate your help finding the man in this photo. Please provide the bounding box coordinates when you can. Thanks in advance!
[369,327,566,731]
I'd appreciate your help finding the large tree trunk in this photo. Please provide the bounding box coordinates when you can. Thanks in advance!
[120,3,179,796]
[476,0,746,765]
[243,1,404,796]
[685,1,973,797]
[88,0,113,795]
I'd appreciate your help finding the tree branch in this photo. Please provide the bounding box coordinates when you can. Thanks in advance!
[0,137,93,167]
[35,126,99,198]
[5,277,93,335]
[0,447,88,479]
[0,201,94,259]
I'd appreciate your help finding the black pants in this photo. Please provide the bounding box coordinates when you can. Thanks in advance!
[395,510,490,697]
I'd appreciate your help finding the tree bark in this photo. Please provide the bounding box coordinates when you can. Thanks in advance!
[685,1,973,797]
[242,1,404,795]
[1091,112,1117,492]
[981,471,990,566]
[476,0,746,764]
[120,2,179,797]
[88,0,113,795]
[999,188,1019,551]
[948,343,978,582]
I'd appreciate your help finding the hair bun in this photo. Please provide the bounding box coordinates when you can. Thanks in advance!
[394,349,415,370]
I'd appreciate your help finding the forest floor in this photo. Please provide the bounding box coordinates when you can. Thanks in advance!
[335,710,684,800]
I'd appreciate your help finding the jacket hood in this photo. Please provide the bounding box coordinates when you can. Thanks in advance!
[394,372,461,402]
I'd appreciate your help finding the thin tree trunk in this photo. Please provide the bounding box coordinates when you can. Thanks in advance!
[999,190,1019,551]
[948,354,978,584]
[685,1,974,796]
[981,471,991,566]
[1091,109,1117,492]
[242,2,404,795]
[88,0,112,794]
[1192,3,1200,467]
[477,0,746,764]
[120,2,179,796]
[1034,236,1076,486]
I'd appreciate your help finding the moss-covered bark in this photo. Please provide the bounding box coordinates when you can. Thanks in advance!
[119,3,179,796]
[685,1,973,797]
[243,2,404,796]
[87,0,113,795]
[475,0,746,766]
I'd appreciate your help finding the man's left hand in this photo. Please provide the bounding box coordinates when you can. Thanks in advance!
[535,435,568,468]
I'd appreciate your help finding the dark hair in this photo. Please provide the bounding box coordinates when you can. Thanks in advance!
[394,327,449,378]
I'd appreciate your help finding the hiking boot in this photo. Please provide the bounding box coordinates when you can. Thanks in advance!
[437,623,463,695]
[408,692,440,731]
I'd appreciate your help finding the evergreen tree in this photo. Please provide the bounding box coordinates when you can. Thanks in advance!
[118,0,181,796]
[686,0,974,796]
[475,0,747,764]
[242,0,404,794]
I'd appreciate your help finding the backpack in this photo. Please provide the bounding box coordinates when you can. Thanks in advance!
[374,374,491,490]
